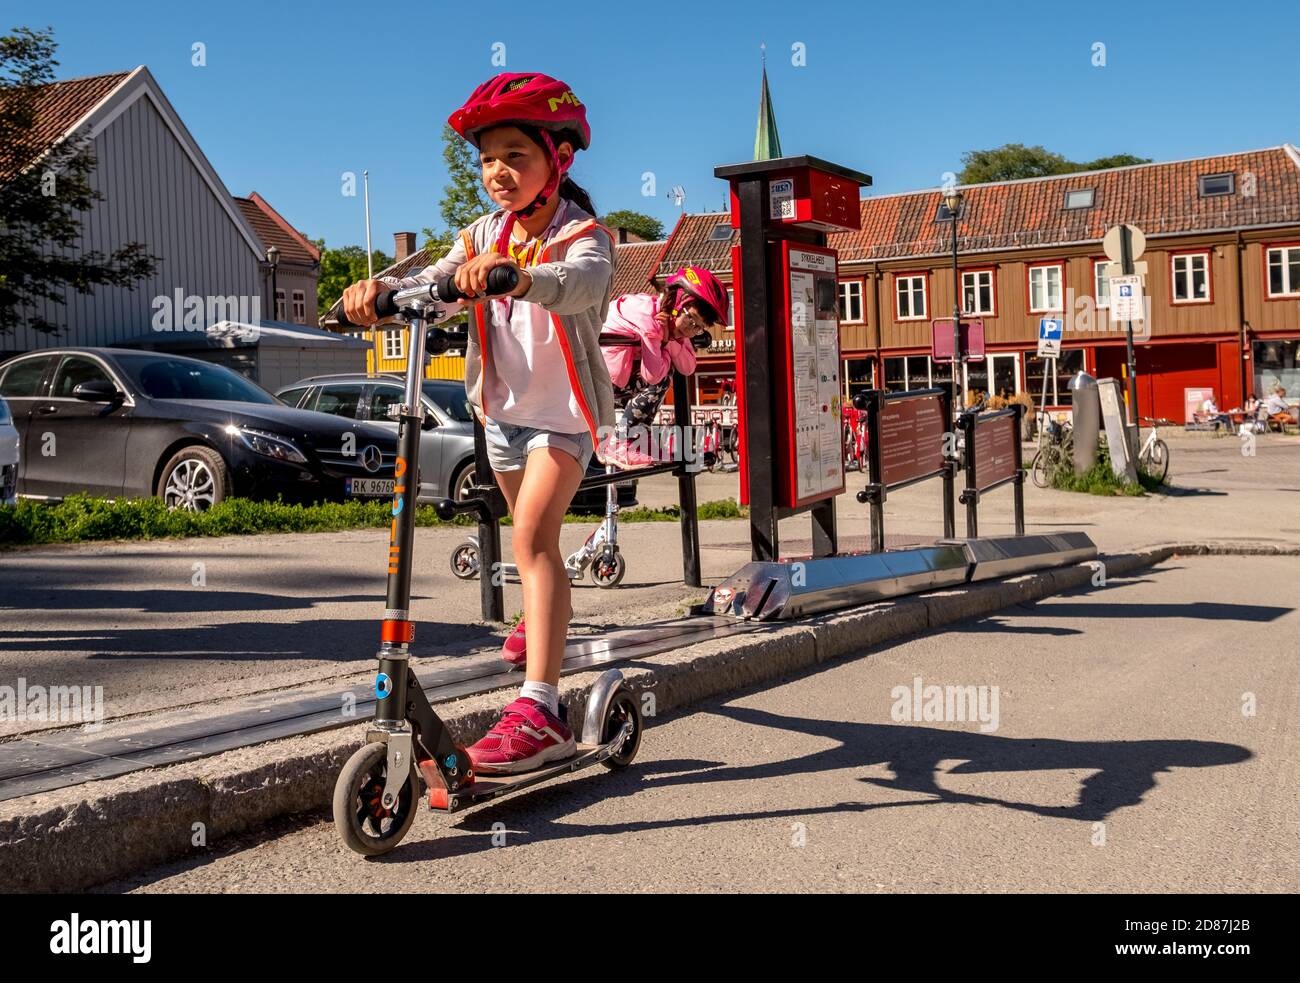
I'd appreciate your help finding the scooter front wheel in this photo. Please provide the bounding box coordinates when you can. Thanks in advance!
[333,742,419,856]
[591,551,626,588]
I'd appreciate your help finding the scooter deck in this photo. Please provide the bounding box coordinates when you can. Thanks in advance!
[430,727,631,814]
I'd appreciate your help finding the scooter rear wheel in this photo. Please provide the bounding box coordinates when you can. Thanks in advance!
[450,542,479,580]
[333,742,419,856]
[601,689,643,770]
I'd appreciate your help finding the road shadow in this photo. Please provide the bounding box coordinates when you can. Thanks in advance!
[379,702,1250,864]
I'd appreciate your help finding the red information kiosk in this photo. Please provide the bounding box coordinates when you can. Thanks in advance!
[714,155,871,562]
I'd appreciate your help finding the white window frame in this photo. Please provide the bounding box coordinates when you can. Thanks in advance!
[1171,252,1211,305]
[1092,260,1111,308]
[839,280,863,323]
[895,274,927,321]
[275,288,286,321]
[291,289,306,323]
[1028,263,1064,314]
[382,327,405,360]
[961,269,995,316]
[1266,246,1300,298]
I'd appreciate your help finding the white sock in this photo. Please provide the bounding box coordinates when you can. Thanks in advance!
[520,681,560,715]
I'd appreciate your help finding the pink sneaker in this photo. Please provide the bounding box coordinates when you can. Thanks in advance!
[502,619,528,667]
[500,606,573,668]
[467,697,576,774]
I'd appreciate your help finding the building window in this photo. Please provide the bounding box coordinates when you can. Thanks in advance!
[961,269,995,315]
[1171,252,1211,304]
[1092,260,1112,308]
[1266,246,1300,297]
[882,355,935,392]
[708,222,732,241]
[1028,263,1064,313]
[1064,188,1095,209]
[839,281,863,322]
[895,274,927,320]
[844,357,874,396]
[382,328,405,360]
[275,289,286,321]
[726,288,735,326]
[1024,349,1084,407]
[291,290,306,324]
[1198,173,1234,198]
[1253,339,1300,399]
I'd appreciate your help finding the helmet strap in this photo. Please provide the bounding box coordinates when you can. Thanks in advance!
[493,129,571,255]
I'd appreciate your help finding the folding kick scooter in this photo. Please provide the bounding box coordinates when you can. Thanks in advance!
[331,270,643,857]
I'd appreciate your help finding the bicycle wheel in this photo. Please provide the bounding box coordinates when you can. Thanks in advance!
[1141,438,1170,483]
[1031,448,1053,488]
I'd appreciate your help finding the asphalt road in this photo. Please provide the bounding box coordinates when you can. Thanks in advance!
[5,433,1297,735]
[100,554,1299,893]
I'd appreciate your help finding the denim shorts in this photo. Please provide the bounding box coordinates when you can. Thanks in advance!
[483,417,594,472]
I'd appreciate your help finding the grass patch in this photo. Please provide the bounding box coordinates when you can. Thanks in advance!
[0,494,747,547]
[1048,440,1164,497]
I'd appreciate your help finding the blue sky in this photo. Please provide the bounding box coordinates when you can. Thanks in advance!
[17,0,1298,251]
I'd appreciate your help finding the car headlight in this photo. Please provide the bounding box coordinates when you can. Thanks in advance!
[228,426,307,464]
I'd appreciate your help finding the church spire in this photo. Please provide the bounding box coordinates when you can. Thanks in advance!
[754,43,783,161]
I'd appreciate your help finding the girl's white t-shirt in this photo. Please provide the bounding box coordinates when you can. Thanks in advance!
[482,203,586,434]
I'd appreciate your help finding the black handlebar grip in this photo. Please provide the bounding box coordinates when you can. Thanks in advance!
[373,290,400,320]
[435,265,519,303]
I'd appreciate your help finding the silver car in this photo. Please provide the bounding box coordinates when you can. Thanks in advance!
[0,397,17,505]
[275,373,636,511]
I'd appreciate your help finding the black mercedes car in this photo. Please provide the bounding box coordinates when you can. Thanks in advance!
[0,348,398,510]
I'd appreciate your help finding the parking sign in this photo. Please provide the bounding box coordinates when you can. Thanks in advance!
[1109,275,1144,320]
[1037,318,1062,358]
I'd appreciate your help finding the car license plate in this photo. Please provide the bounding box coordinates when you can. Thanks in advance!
[346,477,395,497]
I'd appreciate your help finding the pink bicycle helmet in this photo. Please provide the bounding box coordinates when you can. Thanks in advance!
[449,73,589,234]
[666,265,730,326]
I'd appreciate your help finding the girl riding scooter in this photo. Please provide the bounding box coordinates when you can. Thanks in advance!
[341,72,614,775]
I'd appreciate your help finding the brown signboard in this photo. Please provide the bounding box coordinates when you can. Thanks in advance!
[879,394,947,487]
[973,412,1018,491]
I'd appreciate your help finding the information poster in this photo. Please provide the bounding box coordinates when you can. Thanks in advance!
[973,413,1018,490]
[787,246,843,501]
[879,394,946,486]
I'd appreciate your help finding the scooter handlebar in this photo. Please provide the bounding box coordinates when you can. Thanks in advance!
[336,266,520,328]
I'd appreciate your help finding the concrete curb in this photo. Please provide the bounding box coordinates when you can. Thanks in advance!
[0,541,1287,892]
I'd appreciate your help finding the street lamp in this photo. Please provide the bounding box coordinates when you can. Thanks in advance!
[266,246,280,322]
[944,188,964,418]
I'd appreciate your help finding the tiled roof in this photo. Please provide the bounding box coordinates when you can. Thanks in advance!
[0,70,132,180]
[658,145,1300,274]
[611,239,667,297]
[234,193,320,267]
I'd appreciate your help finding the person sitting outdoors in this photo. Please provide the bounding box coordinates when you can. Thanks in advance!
[1264,386,1298,430]
[1199,395,1234,433]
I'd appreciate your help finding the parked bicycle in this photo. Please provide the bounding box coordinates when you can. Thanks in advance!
[1031,417,1074,488]
[1137,416,1172,483]
[841,403,868,472]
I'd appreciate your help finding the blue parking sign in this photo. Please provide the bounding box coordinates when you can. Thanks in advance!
[1038,317,1063,357]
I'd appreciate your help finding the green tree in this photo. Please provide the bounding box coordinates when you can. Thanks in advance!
[421,123,492,260]
[599,210,663,241]
[0,25,156,336]
[957,143,1152,185]
[315,241,392,315]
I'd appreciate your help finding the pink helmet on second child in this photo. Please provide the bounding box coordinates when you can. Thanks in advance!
[665,265,730,326]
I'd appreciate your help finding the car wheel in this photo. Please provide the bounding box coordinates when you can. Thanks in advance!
[452,461,476,500]
[157,445,230,511]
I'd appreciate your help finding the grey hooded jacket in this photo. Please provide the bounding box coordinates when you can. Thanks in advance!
[380,201,617,447]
